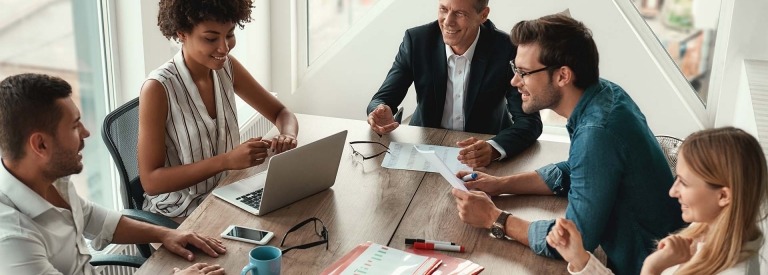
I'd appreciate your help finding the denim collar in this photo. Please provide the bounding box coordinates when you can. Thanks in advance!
[565,79,605,134]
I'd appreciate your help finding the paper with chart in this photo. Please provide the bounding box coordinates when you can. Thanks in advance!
[339,243,440,275]
[414,147,469,191]
[381,142,471,174]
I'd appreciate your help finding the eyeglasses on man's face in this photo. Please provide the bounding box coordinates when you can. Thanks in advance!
[280,217,328,254]
[349,141,390,163]
[510,60,552,80]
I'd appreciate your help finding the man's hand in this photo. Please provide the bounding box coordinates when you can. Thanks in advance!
[641,235,695,275]
[367,104,399,135]
[161,231,227,261]
[455,171,505,196]
[457,137,500,168]
[546,218,591,272]
[451,189,501,229]
[173,263,225,275]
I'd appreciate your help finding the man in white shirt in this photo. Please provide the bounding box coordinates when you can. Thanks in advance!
[367,0,542,168]
[0,73,226,275]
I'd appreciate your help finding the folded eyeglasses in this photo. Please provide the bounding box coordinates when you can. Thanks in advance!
[279,217,328,254]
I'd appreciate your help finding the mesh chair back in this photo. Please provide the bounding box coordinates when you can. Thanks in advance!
[102,98,144,209]
[656,135,684,177]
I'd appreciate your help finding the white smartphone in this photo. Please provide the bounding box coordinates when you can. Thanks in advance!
[220,225,274,245]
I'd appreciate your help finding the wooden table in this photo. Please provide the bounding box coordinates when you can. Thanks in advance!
[135,114,571,274]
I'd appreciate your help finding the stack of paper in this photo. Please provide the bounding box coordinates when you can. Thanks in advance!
[322,242,442,275]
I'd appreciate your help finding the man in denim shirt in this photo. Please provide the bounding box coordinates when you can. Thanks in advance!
[451,14,684,274]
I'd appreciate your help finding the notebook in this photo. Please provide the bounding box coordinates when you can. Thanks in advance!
[212,130,347,216]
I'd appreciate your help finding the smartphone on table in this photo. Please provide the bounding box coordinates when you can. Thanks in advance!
[220,225,274,245]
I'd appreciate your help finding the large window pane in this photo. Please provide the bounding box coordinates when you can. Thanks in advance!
[308,0,380,64]
[631,0,721,105]
[0,0,114,209]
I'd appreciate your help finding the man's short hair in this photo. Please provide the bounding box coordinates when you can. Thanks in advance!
[474,0,489,12]
[510,14,599,90]
[0,73,72,160]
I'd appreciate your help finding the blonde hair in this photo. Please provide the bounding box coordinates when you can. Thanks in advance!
[673,127,767,275]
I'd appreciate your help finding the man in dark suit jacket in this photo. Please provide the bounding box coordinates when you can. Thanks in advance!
[367,0,542,168]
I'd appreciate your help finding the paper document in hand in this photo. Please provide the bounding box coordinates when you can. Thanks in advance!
[415,147,468,191]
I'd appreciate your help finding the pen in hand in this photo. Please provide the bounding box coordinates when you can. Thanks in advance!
[461,173,477,182]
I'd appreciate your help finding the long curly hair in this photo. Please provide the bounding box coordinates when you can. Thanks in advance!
[157,0,254,40]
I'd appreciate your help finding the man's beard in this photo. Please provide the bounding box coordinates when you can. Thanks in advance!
[522,82,561,114]
[43,143,83,180]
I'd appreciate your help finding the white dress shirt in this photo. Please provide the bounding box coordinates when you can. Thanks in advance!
[442,28,506,158]
[0,161,122,275]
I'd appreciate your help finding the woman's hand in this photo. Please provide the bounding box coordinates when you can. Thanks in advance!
[641,235,695,275]
[223,138,270,170]
[546,218,591,272]
[270,134,297,154]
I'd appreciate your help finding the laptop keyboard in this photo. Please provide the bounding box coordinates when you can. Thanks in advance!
[236,188,264,210]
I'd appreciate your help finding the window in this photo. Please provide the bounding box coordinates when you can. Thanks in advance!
[631,0,722,105]
[1,0,115,209]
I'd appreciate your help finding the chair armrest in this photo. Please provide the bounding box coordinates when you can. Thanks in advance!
[89,254,145,268]
[121,209,179,229]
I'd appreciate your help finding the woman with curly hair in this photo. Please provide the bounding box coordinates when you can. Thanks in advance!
[138,0,299,219]
[547,127,766,275]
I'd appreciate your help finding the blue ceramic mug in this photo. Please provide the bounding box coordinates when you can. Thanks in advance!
[241,246,282,275]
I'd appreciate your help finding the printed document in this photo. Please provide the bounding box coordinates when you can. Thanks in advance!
[415,147,469,191]
[381,142,471,174]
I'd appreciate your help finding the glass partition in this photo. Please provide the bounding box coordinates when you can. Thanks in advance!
[631,0,722,105]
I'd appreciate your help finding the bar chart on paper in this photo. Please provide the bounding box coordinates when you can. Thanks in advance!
[337,243,440,275]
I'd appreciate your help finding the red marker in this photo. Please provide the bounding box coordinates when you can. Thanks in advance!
[413,242,465,253]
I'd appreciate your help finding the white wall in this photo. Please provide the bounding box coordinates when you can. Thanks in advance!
[112,0,272,107]
[268,0,704,138]
[113,0,174,105]
[712,0,768,131]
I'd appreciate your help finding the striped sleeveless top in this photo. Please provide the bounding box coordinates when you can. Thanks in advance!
[142,50,240,217]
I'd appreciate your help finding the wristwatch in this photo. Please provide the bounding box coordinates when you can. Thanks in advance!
[490,211,512,239]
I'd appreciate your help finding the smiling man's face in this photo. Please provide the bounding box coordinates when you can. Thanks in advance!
[437,0,488,55]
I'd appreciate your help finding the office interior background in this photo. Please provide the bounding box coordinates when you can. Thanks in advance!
[1,0,767,273]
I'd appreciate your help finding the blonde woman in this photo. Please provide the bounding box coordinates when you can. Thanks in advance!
[547,127,766,275]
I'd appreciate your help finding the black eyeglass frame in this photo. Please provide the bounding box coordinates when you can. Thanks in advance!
[509,60,554,79]
[279,217,329,254]
[348,141,391,161]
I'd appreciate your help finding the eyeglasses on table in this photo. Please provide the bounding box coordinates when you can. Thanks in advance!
[279,217,328,254]
[348,141,391,163]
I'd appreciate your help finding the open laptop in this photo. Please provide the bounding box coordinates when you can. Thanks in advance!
[212,130,347,216]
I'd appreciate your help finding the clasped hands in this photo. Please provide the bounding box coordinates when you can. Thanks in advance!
[368,104,499,168]
[223,134,297,170]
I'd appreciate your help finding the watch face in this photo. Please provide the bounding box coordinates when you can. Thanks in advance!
[491,226,504,239]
